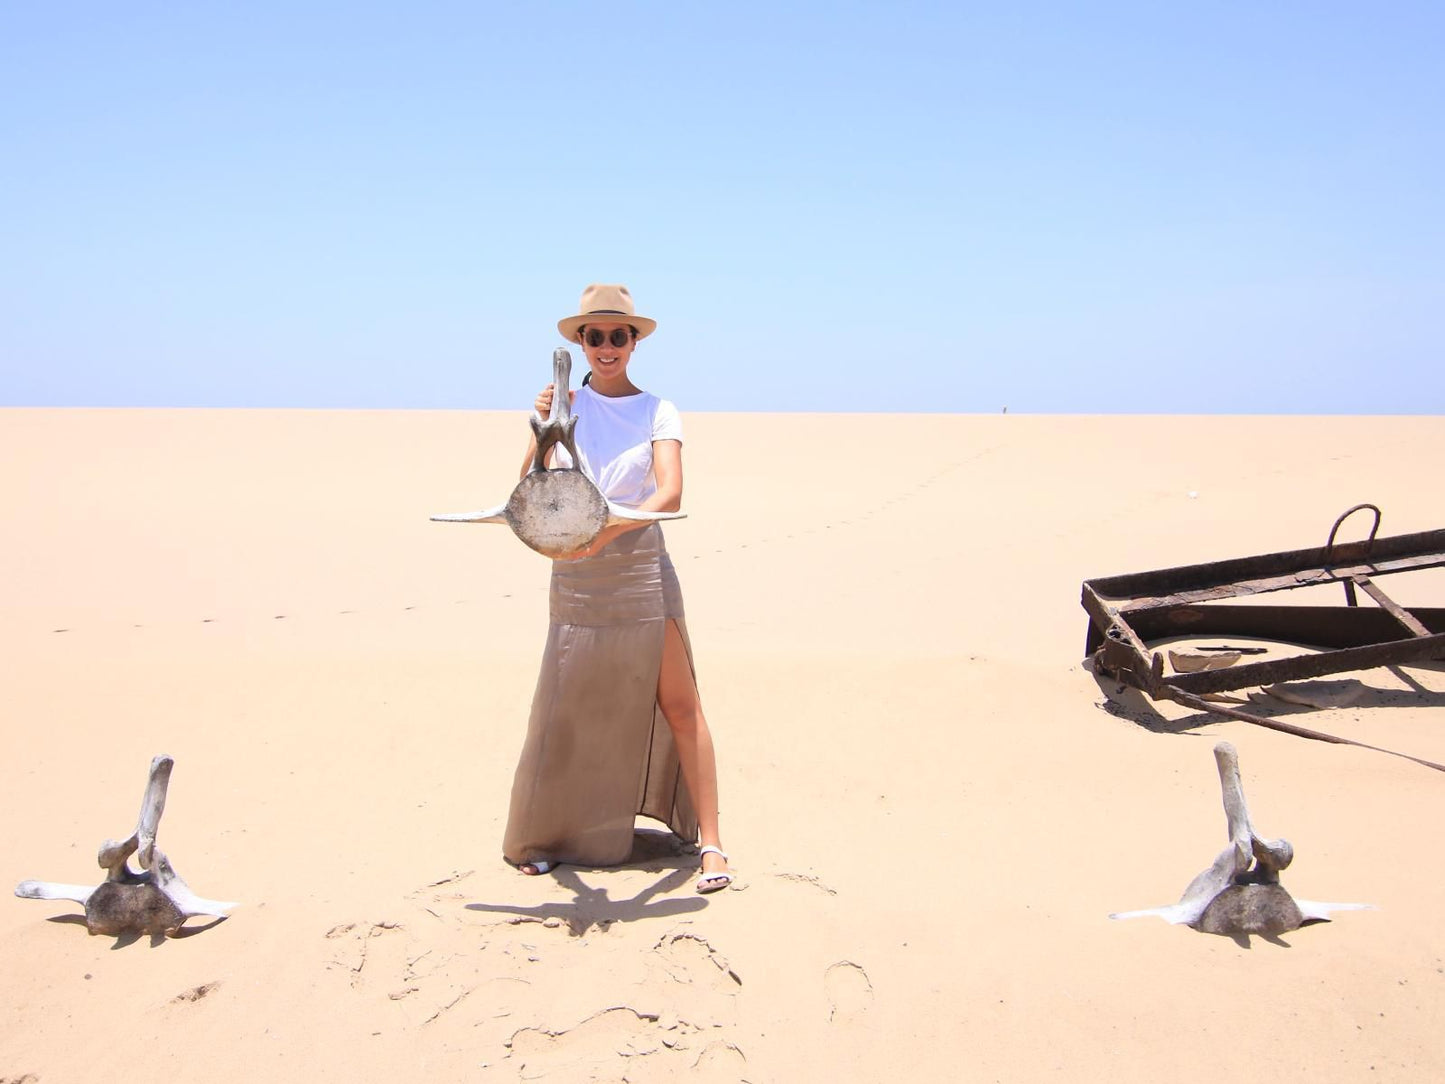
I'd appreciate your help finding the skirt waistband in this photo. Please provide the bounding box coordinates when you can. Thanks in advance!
[549,523,684,626]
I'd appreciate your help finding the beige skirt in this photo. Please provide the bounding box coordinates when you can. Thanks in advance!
[502,523,699,868]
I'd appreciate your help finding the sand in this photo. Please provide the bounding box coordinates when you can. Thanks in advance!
[2,407,1443,1082]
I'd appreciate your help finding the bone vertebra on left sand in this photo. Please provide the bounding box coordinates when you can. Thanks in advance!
[15,755,235,937]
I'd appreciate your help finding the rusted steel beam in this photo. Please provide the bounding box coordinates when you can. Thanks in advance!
[1162,633,1445,695]
[1163,689,1445,773]
[1087,599,1445,696]
[1081,582,1154,658]
[1113,604,1445,651]
[1113,551,1445,610]
[1353,576,1433,638]
[1085,527,1445,604]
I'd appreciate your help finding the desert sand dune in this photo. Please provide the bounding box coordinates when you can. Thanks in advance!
[3,408,1443,1082]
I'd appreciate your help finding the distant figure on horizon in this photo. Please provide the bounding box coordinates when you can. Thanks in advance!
[500,284,731,894]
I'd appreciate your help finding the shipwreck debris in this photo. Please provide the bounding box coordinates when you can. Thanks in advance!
[15,755,236,937]
[1083,504,1445,769]
[1110,741,1370,935]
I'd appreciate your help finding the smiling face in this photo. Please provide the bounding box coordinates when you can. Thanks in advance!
[579,321,638,391]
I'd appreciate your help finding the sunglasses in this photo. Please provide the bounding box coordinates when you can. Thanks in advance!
[584,327,634,349]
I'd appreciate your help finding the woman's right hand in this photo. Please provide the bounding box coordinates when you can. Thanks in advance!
[534,384,577,417]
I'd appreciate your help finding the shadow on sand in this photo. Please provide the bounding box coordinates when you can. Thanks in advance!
[41,911,227,949]
[1091,659,1445,738]
[466,829,708,936]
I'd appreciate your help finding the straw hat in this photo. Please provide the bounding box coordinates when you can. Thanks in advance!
[557,283,657,343]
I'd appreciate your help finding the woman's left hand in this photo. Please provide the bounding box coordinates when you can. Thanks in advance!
[554,522,635,562]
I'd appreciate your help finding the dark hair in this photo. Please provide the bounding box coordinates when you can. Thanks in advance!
[582,371,592,386]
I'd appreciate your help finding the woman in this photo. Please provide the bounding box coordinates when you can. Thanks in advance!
[501,284,732,894]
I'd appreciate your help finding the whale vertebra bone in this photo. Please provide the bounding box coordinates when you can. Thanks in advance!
[15,755,236,937]
[432,347,684,557]
[1110,742,1370,935]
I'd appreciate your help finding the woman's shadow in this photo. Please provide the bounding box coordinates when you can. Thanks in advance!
[466,829,708,936]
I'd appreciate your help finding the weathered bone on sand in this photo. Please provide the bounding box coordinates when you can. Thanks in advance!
[1167,649,1242,673]
[1110,742,1370,935]
[431,348,685,557]
[15,755,236,937]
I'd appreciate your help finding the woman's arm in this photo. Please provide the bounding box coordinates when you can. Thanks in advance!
[634,438,682,513]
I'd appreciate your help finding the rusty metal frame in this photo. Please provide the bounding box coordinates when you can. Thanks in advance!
[1082,505,1445,703]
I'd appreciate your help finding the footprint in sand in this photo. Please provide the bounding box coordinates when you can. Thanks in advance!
[506,1007,664,1078]
[773,871,837,896]
[691,1040,748,1080]
[171,981,220,1003]
[650,931,741,1024]
[507,1009,747,1081]
[825,960,873,1022]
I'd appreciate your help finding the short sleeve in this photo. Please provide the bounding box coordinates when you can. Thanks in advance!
[652,398,683,443]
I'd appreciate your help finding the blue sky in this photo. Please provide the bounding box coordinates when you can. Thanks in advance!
[3,2,1441,412]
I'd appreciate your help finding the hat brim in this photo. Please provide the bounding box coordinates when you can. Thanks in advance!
[557,313,657,343]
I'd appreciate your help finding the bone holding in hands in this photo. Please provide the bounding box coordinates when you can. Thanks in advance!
[1110,741,1370,935]
[431,347,684,557]
[14,755,236,937]
[430,499,681,529]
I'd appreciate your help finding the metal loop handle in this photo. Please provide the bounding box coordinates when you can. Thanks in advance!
[1324,503,1381,561]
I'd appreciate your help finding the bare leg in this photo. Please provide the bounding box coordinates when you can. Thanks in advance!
[656,619,729,888]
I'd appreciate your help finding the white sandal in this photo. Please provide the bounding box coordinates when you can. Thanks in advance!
[519,860,554,876]
[695,845,733,894]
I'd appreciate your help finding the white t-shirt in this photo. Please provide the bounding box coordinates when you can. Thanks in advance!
[553,385,683,508]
